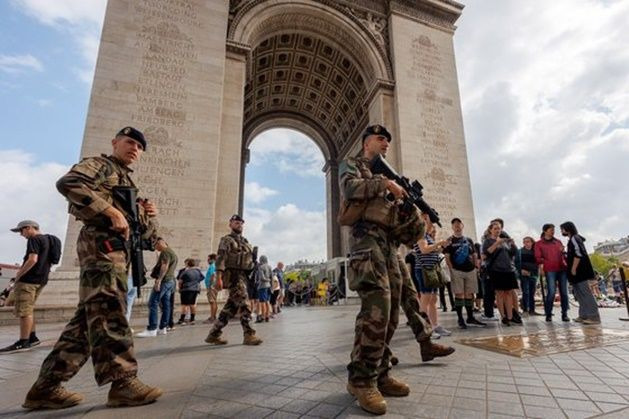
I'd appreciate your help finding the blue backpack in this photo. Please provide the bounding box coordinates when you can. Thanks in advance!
[453,237,470,266]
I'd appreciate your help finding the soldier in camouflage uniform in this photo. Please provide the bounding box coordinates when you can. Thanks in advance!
[339,124,413,415]
[205,214,262,346]
[23,127,163,410]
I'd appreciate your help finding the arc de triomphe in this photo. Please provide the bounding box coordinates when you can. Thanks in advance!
[58,0,475,273]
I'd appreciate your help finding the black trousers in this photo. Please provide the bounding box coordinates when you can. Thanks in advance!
[482,273,495,318]
[439,282,455,310]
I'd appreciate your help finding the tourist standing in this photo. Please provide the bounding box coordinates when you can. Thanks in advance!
[177,258,205,325]
[138,238,178,337]
[443,217,485,329]
[517,237,541,315]
[535,224,570,322]
[256,255,272,322]
[204,253,218,322]
[560,222,601,324]
[272,262,285,312]
[414,214,451,336]
[482,222,519,326]
[0,220,57,353]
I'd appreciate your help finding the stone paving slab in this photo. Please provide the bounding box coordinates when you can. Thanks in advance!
[0,305,628,418]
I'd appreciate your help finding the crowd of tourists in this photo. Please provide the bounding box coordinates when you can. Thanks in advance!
[407,216,612,339]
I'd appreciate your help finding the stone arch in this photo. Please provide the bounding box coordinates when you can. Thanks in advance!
[244,112,334,162]
[229,0,392,83]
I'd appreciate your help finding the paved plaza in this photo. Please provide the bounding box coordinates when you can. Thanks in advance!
[1,305,629,419]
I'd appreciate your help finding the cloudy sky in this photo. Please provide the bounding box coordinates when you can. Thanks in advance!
[1,0,628,266]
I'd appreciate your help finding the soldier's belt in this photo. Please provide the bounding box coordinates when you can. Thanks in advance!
[98,237,127,254]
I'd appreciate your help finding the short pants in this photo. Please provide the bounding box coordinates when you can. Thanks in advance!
[257,287,271,302]
[13,282,44,317]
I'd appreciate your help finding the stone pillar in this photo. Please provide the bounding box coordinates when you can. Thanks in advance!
[58,0,231,273]
[366,83,400,170]
[212,49,248,250]
[324,160,342,258]
[388,7,476,239]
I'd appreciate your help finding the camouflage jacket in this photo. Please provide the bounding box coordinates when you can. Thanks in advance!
[216,232,254,272]
[56,154,157,238]
[338,156,399,229]
[338,157,387,201]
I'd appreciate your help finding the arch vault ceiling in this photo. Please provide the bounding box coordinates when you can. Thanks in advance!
[243,33,369,154]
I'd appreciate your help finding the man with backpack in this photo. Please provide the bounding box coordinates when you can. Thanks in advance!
[444,218,486,329]
[1,220,60,353]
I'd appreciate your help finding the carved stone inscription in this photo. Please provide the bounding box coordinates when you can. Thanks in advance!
[130,0,199,234]
[408,35,459,220]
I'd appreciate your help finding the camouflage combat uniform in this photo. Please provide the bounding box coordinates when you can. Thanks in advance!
[37,154,157,386]
[208,232,256,338]
[340,156,404,386]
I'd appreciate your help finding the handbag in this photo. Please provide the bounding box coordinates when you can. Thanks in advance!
[422,265,446,288]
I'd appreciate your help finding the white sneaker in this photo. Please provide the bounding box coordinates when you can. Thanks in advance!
[434,325,452,336]
[480,314,498,322]
[432,331,441,339]
[136,329,157,338]
[157,328,168,336]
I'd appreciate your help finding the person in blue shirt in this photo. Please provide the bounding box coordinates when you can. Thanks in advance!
[204,254,217,322]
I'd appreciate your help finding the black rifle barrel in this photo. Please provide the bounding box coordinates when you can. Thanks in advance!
[369,154,442,227]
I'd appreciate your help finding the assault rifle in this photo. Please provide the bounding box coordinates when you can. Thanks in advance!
[112,186,153,297]
[369,154,442,227]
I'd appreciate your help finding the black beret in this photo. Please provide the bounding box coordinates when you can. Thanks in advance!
[362,124,392,143]
[230,214,244,223]
[117,126,147,150]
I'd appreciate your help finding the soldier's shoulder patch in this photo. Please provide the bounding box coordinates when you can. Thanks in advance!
[339,158,360,177]
[72,156,116,180]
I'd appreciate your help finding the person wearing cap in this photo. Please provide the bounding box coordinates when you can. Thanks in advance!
[23,127,163,410]
[0,221,57,354]
[204,214,262,346]
[338,124,416,415]
[443,217,486,329]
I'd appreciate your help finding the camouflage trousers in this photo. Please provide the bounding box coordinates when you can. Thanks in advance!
[38,227,137,386]
[209,270,255,337]
[398,255,432,342]
[347,225,401,385]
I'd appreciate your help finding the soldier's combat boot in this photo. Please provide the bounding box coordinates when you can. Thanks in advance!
[243,333,262,345]
[420,340,455,362]
[377,376,410,397]
[23,379,83,410]
[346,383,387,415]
[106,376,163,407]
[205,333,228,345]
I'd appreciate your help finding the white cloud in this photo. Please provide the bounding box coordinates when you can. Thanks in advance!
[244,204,326,265]
[12,0,106,84]
[35,98,52,107]
[456,0,629,250]
[245,181,279,204]
[0,150,69,265]
[250,129,326,178]
[0,54,43,74]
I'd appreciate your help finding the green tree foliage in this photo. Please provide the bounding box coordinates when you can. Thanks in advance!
[590,252,619,275]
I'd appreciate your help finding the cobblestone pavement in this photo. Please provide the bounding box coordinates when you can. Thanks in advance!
[1,304,629,418]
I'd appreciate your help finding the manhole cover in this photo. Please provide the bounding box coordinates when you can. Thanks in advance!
[455,328,629,357]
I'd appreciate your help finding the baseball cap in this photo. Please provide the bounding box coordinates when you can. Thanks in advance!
[10,220,39,232]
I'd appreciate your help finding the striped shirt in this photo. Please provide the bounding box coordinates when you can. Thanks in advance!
[413,234,440,269]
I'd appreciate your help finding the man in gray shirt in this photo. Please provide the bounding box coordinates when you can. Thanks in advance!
[256,255,273,322]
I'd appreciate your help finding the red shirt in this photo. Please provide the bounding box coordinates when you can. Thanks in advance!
[534,237,567,273]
